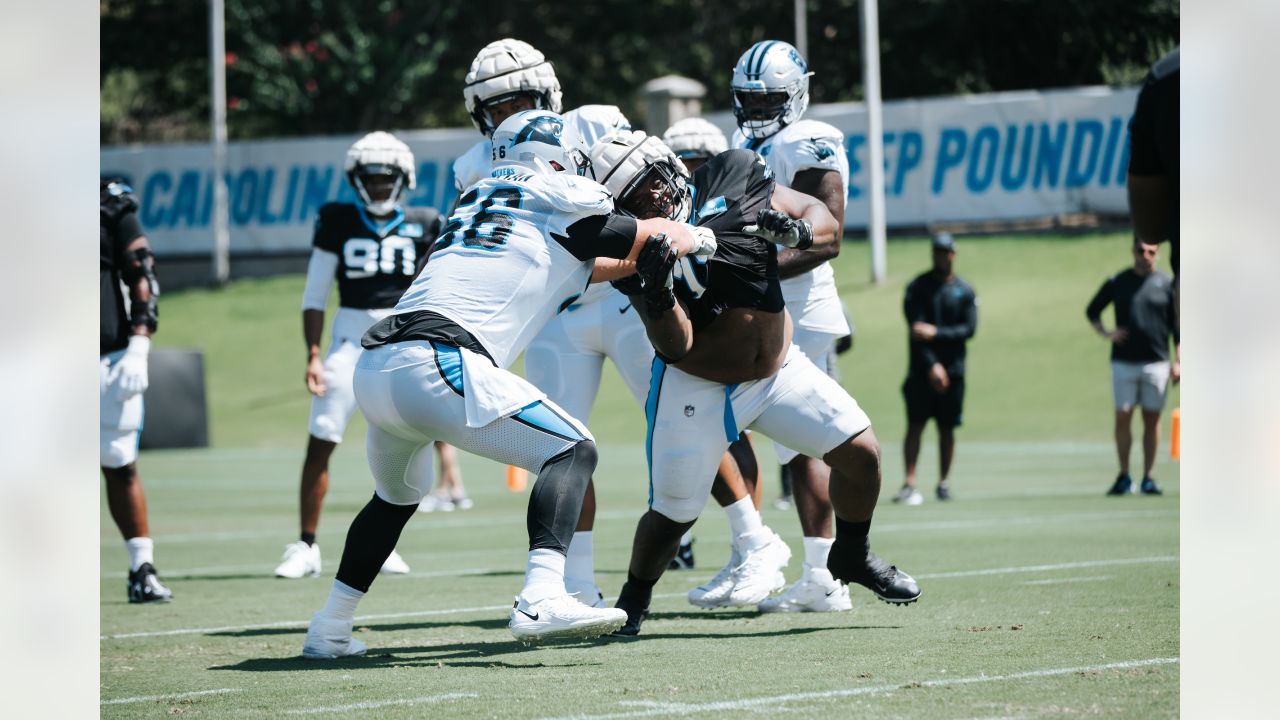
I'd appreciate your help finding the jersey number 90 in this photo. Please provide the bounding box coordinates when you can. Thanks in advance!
[343,236,416,279]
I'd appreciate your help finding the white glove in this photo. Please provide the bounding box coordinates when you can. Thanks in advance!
[743,209,813,250]
[687,225,718,259]
[112,335,150,399]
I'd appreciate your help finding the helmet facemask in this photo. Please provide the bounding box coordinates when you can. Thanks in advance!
[617,160,690,223]
[349,164,406,216]
[731,40,813,139]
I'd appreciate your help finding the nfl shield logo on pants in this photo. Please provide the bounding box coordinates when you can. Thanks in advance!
[684,405,695,417]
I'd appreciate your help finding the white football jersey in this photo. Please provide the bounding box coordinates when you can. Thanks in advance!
[393,171,613,369]
[733,119,850,335]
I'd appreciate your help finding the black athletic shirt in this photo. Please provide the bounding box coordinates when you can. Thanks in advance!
[904,272,978,377]
[312,203,441,309]
[678,149,785,332]
[1128,49,1179,275]
[100,210,145,355]
[1086,268,1178,363]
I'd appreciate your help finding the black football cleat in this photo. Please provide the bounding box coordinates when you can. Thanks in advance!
[611,582,651,637]
[668,540,695,570]
[1140,476,1163,495]
[127,563,174,604]
[828,550,920,605]
[1107,473,1133,496]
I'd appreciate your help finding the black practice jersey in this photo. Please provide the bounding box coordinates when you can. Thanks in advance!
[904,272,978,377]
[676,149,785,332]
[100,210,145,355]
[312,203,441,309]
[1086,268,1178,363]
[1128,49,1179,274]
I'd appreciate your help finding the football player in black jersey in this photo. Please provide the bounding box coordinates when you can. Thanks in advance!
[100,179,172,603]
[274,132,450,579]
[588,134,921,635]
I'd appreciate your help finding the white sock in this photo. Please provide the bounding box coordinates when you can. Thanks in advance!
[124,537,153,572]
[564,531,595,587]
[319,580,364,622]
[738,526,774,552]
[724,496,762,539]
[678,529,693,545]
[803,536,834,570]
[522,548,566,603]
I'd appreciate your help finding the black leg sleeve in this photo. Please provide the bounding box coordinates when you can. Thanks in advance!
[335,494,418,593]
[527,440,598,553]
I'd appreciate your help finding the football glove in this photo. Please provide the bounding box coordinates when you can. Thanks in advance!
[688,225,718,259]
[635,233,677,314]
[112,335,151,399]
[744,209,813,250]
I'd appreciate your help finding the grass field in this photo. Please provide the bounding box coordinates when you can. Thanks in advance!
[102,231,1180,717]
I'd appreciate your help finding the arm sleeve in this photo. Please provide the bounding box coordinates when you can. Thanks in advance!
[554,213,638,261]
[301,248,339,311]
[935,289,978,341]
[903,280,927,323]
[1085,278,1114,322]
[113,212,146,247]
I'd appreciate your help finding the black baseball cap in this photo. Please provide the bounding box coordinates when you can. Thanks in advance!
[931,232,956,251]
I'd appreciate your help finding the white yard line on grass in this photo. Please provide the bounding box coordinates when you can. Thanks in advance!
[283,693,477,715]
[101,555,1177,640]
[541,657,1179,720]
[1021,575,1112,585]
[101,688,242,705]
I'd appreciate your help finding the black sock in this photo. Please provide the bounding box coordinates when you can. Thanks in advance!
[335,494,417,593]
[617,571,657,610]
[834,517,872,552]
[300,532,316,546]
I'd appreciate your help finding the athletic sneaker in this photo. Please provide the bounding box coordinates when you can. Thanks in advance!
[758,565,851,613]
[828,548,921,605]
[379,549,410,575]
[565,578,606,608]
[417,493,455,512]
[687,547,742,608]
[935,482,953,501]
[668,539,695,570]
[302,613,367,659]
[508,593,627,644]
[1107,473,1133,496]
[772,494,794,511]
[1140,476,1163,495]
[451,495,474,510]
[274,541,321,579]
[612,585,651,637]
[726,531,791,606]
[892,485,923,505]
[127,563,173,603]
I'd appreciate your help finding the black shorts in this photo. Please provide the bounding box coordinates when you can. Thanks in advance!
[902,374,965,427]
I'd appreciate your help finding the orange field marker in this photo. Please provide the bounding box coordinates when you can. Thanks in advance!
[506,464,528,491]
[1170,407,1180,460]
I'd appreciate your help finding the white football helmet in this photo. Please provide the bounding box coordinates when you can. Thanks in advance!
[491,109,587,176]
[463,39,563,136]
[731,40,812,140]
[589,131,690,222]
[662,117,729,162]
[344,131,416,215]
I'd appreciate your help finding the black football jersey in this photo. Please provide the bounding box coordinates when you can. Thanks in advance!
[676,149,785,332]
[312,203,440,309]
[101,211,145,355]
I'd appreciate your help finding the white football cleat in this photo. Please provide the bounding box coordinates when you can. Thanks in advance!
[379,549,411,575]
[301,613,367,659]
[565,578,606,608]
[758,565,852,613]
[726,531,791,606]
[687,547,741,609]
[508,593,627,644]
[417,494,455,512]
[274,541,321,579]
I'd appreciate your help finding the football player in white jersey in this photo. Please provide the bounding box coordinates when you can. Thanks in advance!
[454,39,678,606]
[663,116,729,174]
[588,133,919,636]
[729,40,857,612]
[274,132,445,580]
[301,111,715,657]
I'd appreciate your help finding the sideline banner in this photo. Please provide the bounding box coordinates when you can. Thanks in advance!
[101,86,1137,256]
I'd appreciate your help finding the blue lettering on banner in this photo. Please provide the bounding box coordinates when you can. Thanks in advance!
[932,128,967,194]
[1033,121,1067,189]
[894,130,923,196]
[1066,119,1104,188]
[299,166,334,222]
[280,166,301,220]
[966,125,1000,193]
[231,169,258,225]
[845,134,865,199]
[141,171,172,227]
[168,170,200,227]
[1098,117,1123,188]
[257,167,279,225]
[1115,129,1130,186]
[1000,124,1034,192]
